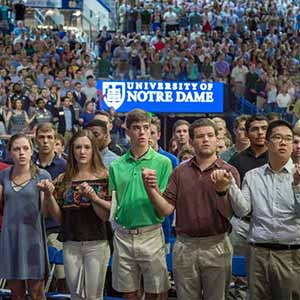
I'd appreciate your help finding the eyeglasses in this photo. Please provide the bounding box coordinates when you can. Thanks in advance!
[269,134,293,143]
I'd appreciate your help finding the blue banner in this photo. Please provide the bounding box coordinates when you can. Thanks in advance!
[61,0,83,9]
[25,0,61,8]
[97,81,224,113]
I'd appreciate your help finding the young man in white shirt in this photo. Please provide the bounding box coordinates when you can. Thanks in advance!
[212,120,300,300]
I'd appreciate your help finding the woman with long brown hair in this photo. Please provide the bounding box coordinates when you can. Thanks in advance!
[39,130,111,300]
[0,134,52,300]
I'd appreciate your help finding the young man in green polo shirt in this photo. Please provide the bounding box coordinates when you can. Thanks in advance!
[109,109,172,300]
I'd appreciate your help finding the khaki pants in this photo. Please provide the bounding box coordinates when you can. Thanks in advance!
[173,234,232,300]
[112,226,170,294]
[249,245,300,300]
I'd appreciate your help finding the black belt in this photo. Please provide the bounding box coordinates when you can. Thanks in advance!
[251,243,300,250]
[241,216,251,223]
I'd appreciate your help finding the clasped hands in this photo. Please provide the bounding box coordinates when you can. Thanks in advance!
[37,180,97,201]
[211,169,233,194]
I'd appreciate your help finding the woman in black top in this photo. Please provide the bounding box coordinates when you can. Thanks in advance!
[39,130,111,300]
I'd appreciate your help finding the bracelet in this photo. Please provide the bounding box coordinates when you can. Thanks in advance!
[216,190,228,196]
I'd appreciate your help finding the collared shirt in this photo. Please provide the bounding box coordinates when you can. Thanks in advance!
[63,107,72,130]
[109,147,172,229]
[229,146,268,182]
[229,159,300,244]
[163,157,240,237]
[33,153,66,180]
[100,147,120,169]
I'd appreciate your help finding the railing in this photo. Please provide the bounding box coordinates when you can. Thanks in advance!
[34,8,45,25]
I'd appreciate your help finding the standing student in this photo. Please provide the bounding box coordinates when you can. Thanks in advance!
[0,134,51,300]
[227,115,269,300]
[150,115,178,246]
[33,123,67,292]
[86,119,119,169]
[40,130,111,300]
[172,119,190,156]
[141,118,240,300]
[216,120,300,300]
[109,109,172,300]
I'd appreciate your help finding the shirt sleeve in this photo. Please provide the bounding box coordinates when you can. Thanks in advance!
[163,169,177,207]
[216,165,241,217]
[229,172,252,217]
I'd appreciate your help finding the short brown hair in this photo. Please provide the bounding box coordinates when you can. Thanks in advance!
[55,133,65,147]
[234,115,250,129]
[151,115,161,132]
[94,110,112,122]
[189,118,218,140]
[125,109,151,129]
[36,122,56,136]
[178,144,195,162]
[172,119,190,134]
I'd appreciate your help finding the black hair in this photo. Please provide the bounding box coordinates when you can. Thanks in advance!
[266,120,293,141]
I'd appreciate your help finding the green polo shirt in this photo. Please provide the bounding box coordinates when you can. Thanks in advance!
[109,147,173,229]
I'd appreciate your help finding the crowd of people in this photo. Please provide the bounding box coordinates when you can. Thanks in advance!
[0,0,299,141]
[108,0,300,117]
[1,109,300,300]
[0,0,299,299]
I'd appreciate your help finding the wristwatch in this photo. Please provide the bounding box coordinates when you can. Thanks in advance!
[216,190,228,196]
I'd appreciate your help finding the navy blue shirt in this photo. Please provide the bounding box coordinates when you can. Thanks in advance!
[158,147,178,169]
[33,152,66,232]
[33,152,66,180]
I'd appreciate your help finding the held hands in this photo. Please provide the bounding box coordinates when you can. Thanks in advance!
[293,164,300,186]
[142,168,159,191]
[211,169,232,193]
[37,179,55,196]
[76,182,97,201]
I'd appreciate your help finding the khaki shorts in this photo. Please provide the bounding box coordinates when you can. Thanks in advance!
[47,233,65,279]
[112,225,170,294]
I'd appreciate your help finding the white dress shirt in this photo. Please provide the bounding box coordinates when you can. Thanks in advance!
[229,159,300,244]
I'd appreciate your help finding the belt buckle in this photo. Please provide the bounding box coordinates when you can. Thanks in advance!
[131,228,139,235]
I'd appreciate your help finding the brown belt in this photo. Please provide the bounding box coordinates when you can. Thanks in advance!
[116,224,161,235]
